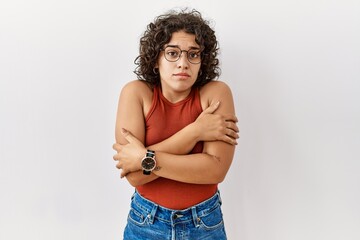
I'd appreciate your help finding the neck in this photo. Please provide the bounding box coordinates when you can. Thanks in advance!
[160,87,192,103]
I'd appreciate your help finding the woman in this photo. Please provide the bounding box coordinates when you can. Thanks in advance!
[113,8,239,240]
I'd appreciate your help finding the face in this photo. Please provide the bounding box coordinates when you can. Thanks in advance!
[156,31,201,102]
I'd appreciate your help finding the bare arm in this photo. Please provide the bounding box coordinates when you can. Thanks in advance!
[123,107,238,185]
[114,81,237,184]
[114,80,239,186]
[114,81,157,186]
[149,82,236,183]
[149,101,239,153]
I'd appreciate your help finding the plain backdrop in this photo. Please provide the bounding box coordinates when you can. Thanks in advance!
[1,0,359,239]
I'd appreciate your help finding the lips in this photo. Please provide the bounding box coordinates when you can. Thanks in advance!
[174,73,190,77]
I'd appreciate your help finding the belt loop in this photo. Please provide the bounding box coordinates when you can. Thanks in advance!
[191,207,200,228]
[130,191,136,200]
[147,204,158,224]
[217,190,222,205]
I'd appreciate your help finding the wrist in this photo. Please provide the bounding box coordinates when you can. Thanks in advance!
[188,122,201,142]
[141,149,156,175]
[137,148,147,170]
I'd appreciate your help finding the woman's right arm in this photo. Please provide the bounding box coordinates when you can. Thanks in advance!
[114,81,158,185]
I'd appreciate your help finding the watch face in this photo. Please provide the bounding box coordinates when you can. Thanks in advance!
[142,157,155,171]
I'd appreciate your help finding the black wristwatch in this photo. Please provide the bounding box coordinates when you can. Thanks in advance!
[141,150,156,175]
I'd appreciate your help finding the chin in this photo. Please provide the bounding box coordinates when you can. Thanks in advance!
[174,82,195,91]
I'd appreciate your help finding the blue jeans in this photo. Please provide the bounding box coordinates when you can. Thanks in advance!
[123,190,227,240]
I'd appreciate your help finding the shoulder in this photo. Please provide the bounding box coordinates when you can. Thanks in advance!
[121,80,153,94]
[199,80,233,106]
[120,80,153,100]
[200,80,232,95]
[118,80,154,113]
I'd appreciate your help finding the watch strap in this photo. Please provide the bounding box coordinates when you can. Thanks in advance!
[142,149,155,175]
[146,149,155,157]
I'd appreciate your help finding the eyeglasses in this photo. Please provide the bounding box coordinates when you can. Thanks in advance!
[161,46,202,64]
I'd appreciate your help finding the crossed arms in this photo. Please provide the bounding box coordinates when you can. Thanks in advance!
[113,80,239,186]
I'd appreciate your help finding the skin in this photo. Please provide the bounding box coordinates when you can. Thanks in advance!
[156,31,202,102]
[113,30,238,186]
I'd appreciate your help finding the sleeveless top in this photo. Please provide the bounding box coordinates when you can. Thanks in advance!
[136,85,218,210]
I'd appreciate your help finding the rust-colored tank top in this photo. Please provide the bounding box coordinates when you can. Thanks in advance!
[136,86,218,210]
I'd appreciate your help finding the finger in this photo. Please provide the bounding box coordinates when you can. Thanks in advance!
[113,143,122,151]
[122,128,143,145]
[121,127,130,136]
[116,162,122,169]
[227,135,238,145]
[222,135,237,145]
[120,170,128,178]
[226,121,239,133]
[227,128,239,139]
[223,114,238,123]
[202,101,220,114]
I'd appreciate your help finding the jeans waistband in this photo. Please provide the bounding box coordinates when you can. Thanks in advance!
[131,190,222,226]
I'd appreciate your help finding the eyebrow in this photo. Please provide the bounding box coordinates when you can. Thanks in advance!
[165,44,201,50]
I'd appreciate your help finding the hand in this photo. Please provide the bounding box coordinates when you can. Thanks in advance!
[113,128,147,178]
[194,101,239,145]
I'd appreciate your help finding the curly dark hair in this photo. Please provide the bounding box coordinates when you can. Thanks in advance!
[134,8,220,88]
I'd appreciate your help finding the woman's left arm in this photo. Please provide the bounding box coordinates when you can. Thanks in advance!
[153,81,236,183]
[116,81,237,184]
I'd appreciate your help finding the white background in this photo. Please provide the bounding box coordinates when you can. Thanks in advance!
[1,0,359,239]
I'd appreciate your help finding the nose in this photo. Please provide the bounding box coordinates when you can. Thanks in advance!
[176,52,189,69]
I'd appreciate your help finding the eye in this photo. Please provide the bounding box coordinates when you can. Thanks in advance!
[188,51,200,59]
[166,49,180,58]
